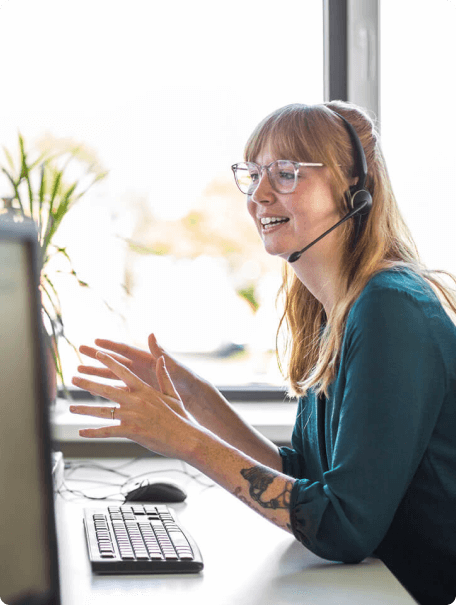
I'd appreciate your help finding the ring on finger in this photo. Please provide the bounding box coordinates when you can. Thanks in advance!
[111,407,116,420]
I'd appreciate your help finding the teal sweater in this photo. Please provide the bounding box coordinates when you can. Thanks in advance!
[280,269,456,605]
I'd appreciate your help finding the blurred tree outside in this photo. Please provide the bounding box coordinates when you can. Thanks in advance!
[119,175,284,383]
[123,176,282,306]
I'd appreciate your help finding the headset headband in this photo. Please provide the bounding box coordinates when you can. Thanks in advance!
[331,111,367,191]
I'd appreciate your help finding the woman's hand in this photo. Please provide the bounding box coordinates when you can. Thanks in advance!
[75,334,281,470]
[70,352,200,460]
[77,334,202,407]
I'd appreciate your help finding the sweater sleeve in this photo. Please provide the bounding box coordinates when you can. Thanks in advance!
[288,285,447,562]
[280,445,305,478]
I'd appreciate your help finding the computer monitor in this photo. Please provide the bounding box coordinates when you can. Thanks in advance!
[0,219,60,605]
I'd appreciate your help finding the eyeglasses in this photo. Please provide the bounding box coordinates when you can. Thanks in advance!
[231,160,324,195]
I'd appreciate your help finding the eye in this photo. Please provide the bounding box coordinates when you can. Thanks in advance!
[249,170,260,182]
[278,170,295,180]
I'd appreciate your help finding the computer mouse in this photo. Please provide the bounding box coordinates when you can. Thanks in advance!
[124,481,187,503]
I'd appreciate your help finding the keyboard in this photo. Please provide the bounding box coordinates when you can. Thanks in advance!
[83,504,204,574]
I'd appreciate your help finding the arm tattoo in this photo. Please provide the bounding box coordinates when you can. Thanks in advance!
[240,465,293,510]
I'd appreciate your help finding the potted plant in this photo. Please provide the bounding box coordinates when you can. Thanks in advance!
[0,133,108,396]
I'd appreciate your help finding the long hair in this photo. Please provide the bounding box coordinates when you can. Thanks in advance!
[244,101,456,397]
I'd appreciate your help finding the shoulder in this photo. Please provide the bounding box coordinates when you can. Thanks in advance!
[359,267,436,302]
[349,268,439,323]
[345,268,447,347]
[340,268,456,388]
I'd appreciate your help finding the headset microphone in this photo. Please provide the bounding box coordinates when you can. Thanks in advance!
[287,112,373,264]
[287,192,371,263]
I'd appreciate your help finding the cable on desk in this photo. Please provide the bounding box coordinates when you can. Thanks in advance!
[57,457,216,503]
[64,458,141,479]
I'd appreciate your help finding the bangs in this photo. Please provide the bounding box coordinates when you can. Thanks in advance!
[243,105,319,164]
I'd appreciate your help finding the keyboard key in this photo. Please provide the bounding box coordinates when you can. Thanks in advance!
[132,505,146,515]
[168,530,190,549]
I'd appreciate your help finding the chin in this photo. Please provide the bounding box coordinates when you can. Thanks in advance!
[262,243,294,260]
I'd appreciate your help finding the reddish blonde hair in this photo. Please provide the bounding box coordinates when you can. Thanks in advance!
[245,101,456,397]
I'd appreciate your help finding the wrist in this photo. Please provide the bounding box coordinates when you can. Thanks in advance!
[183,377,215,418]
[183,421,220,470]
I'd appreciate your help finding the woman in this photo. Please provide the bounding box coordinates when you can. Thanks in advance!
[70,102,456,605]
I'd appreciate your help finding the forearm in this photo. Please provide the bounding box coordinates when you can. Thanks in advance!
[186,424,294,534]
[185,378,282,471]
[71,351,292,530]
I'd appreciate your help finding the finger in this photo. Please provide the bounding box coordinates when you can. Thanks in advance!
[79,425,124,439]
[148,333,163,359]
[70,404,119,420]
[95,351,147,391]
[95,339,151,364]
[80,344,133,368]
[77,365,120,380]
[156,356,180,400]
[71,374,135,404]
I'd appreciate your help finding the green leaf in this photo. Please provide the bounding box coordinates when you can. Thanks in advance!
[41,273,62,317]
[41,169,64,258]
[37,162,46,244]
[41,213,56,267]
[54,245,71,262]
[48,167,63,214]
[72,271,89,288]
[18,135,35,219]
[2,145,16,172]
[238,285,259,313]
[45,182,77,251]
[54,182,77,221]
[1,166,25,216]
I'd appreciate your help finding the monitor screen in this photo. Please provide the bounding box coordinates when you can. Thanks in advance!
[0,221,60,605]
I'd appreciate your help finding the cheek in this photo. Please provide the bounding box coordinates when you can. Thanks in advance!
[246,198,256,221]
[296,184,339,223]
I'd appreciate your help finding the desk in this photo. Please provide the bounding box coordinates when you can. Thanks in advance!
[55,457,417,605]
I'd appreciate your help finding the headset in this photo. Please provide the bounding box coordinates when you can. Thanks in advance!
[287,111,373,263]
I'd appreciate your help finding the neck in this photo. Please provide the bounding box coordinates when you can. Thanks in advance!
[288,243,345,317]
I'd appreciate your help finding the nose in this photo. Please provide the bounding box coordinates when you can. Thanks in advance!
[250,168,275,204]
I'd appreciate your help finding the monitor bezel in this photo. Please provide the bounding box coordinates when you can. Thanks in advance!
[0,218,61,605]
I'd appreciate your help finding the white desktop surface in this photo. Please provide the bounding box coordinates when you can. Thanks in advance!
[55,457,418,605]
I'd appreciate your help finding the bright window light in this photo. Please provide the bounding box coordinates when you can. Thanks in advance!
[381,0,456,277]
[0,0,324,387]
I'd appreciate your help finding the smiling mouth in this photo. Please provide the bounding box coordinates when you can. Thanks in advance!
[260,217,290,230]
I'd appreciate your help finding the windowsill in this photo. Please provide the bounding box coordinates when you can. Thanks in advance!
[52,388,298,455]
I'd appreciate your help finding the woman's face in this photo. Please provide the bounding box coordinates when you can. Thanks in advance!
[246,146,342,261]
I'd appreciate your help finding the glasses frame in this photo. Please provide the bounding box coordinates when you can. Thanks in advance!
[231,160,324,195]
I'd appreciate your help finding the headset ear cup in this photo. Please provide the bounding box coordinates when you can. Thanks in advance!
[351,189,372,215]
[345,188,355,209]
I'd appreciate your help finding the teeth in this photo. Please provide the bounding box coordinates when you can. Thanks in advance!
[260,217,289,225]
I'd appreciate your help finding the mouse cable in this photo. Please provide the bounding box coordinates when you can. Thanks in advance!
[58,458,216,502]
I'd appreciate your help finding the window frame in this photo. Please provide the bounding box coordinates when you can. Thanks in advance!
[324,0,380,123]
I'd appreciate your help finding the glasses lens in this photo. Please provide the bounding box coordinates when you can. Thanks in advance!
[234,162,259,194]
[233,161,297,194]
[269,160,296,193]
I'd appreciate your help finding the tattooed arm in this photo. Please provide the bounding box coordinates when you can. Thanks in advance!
[188,427,295,533]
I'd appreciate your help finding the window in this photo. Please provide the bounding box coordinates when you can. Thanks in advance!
[380,0,456,276]
[0,0,324,388]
